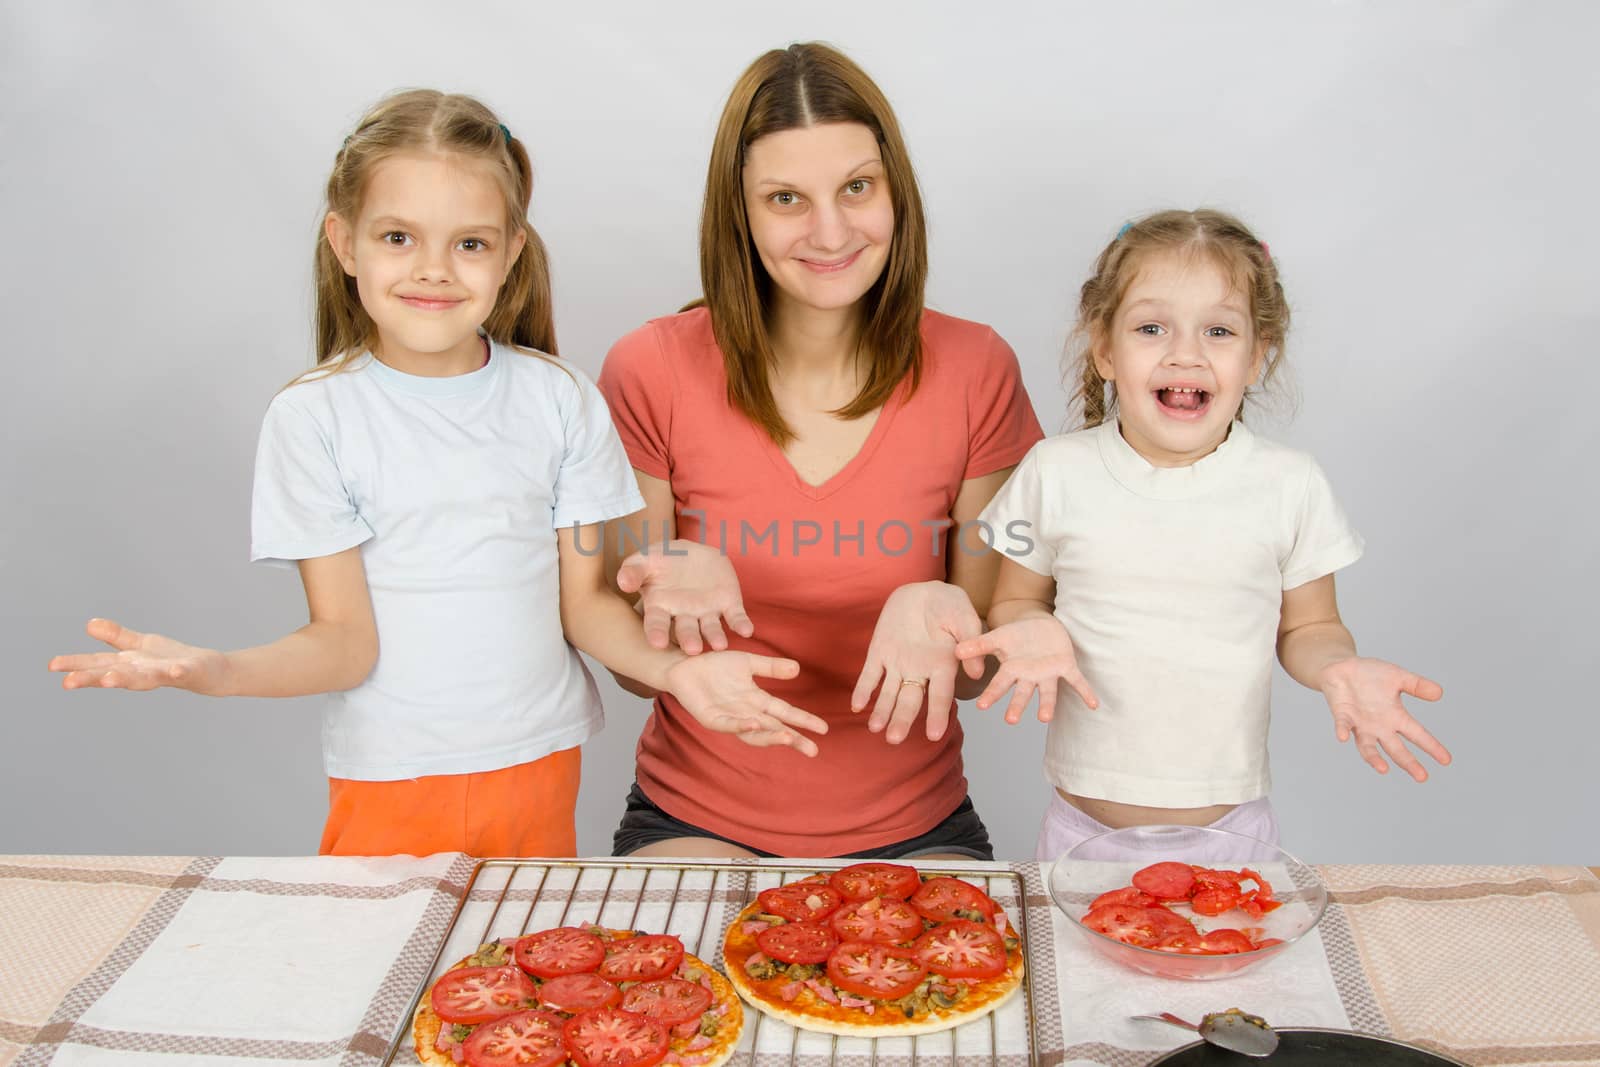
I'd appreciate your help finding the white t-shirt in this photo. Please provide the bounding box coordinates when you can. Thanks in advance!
[978,418,1364,807]
[250,341,646,780]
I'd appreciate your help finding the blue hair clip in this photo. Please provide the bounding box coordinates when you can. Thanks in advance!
[499,123,512,146]
[1116,222,1133,239]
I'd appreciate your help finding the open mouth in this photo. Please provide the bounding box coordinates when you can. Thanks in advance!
[1155,387,1211,416]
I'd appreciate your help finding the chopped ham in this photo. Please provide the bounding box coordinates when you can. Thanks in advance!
[434,1025,466,1064]
[673,1019,700,1039]
[741,921,772,936]
[993,911,1009,936]
[685,1035,713,1052]
[837,994,872,1009]
[804,979,840,1004]
[779,980,803,1002]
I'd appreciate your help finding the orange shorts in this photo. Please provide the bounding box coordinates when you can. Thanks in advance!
[319,746,581,858]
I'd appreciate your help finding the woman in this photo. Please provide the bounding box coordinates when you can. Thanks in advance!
[598,43,1043,859]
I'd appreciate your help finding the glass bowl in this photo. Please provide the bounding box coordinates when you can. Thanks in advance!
[1046,824,1327,980]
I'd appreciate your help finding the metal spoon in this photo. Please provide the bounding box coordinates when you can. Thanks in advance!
[1132,1008,1281,1057]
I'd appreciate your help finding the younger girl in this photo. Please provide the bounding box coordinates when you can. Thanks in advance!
[958,209,1449,858]
[48,89,825,858]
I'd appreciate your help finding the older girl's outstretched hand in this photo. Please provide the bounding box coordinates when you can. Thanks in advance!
[1318,656,1448,781]
[49,618,229,695]
[616,539,753,655]
[663,651,827,757]
[955,616,1099,725]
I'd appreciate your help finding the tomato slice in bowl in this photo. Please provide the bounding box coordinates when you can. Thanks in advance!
[1131,861,1196,901]
[561,1007,670,1067]
[596,934,685,982]
[1198,928,1257,954]
[536,972,622,1014]
[515,927,607,979]
[909,877,999,923]
[758,882,844,923]
[1089,886,1160,910]
[620,978,714,1028]
[912,919,1008,979]
[431,965,540,1024]
[757,921,839,964]
[1191,885,1243,916]
[462,1008,567,1067]
[826,940,928,1000]
[829,897,925,944]
[828,862,921,901]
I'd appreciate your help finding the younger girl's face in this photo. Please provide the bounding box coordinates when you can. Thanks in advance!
[327,152,524,375]
[742,121,894,319]
[1094,252,1265,467]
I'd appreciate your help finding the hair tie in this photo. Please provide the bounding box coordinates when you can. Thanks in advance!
[1260,240,1271,260]
[1116,222,1133,239]
[499,123,512,146]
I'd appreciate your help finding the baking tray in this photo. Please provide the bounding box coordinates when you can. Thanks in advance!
[382,858,1041,1066]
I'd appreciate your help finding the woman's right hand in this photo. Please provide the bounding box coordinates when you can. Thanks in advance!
[616,539,752,654]
[49,618,229,695]
[662,651,827,757]
[954,617,1100,724]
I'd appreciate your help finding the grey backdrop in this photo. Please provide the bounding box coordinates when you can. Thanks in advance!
[3,1,1594,862]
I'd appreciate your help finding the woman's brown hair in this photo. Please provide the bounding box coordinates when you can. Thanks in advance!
[1070,208,1289,428]
[306,89,557,381]
[700,43,928,445]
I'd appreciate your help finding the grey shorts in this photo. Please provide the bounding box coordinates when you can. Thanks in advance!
[612,782,995,860]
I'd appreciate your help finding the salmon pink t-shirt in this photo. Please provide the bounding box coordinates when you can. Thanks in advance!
[598,307,1043,856]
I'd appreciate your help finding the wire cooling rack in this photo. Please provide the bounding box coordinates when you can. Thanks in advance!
[383,858,1040,1066]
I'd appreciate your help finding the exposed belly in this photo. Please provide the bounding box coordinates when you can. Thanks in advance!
[1058,788,1238,829]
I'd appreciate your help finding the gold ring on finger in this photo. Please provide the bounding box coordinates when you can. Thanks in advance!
[899,678,927,689]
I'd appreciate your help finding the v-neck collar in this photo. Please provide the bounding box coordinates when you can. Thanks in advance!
[752,378,908,502]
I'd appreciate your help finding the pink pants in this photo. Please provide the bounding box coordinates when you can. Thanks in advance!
[1035,792,1280,862]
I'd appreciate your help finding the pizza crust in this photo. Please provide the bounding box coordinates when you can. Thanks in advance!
[413,935,743,1066]
[722,899,1025,1038]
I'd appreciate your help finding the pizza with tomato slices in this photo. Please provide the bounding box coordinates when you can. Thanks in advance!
[721,863,1025,1038]
[413,924,743,1067]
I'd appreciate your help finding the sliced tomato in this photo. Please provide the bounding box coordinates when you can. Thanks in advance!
[514,927,607,979]
[909,877,999,923]
[1254,937,1285,949]
[1190,866,1243,890]
[912,919,1008,979]
[758,882,844,923]
[1240,867,1276,898]
[1153,929,1208,954]
[1089,886,1159,910]
[828,862,921,901]
[829,897,925,944]
[826,940,928,1000]
[1191,885,1243,916]
[756,921,838,964]
[1198,928,1257,954]
[561,1007,669,1067]
[1131,861,1196,900]
[536,972,621,1014]
[462,1009,567,1067]
[596,934,684,983]
[620,979,713,1028]
[431,965,540,1024]
[1081,902,1194,947]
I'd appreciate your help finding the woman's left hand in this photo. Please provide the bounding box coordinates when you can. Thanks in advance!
[1319,656,1449,781]
[850,581,986,744]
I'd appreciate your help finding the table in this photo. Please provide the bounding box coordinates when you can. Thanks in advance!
[2,856,1596,1066]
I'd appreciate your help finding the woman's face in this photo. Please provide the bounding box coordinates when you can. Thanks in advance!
[742,121,894,316]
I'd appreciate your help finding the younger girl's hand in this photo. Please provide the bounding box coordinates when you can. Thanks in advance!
[616,539,752,655]
[954,617,1099,725]
[850,581,984,745]
[48,618,229,695]
[1319,656,1448,781]
[663,651,828,757]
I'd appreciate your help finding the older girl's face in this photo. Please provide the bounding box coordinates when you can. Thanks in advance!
[742,122,894,316]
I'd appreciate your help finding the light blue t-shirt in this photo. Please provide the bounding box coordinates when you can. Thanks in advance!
[250,341,646,780]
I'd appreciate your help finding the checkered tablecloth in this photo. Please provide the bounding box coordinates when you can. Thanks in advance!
[2,856,1596,1066]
